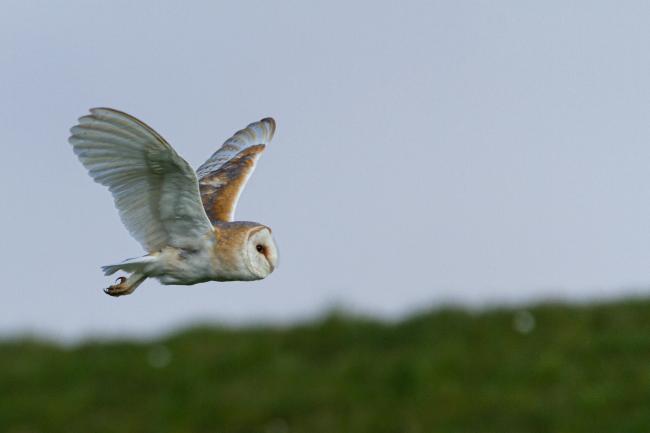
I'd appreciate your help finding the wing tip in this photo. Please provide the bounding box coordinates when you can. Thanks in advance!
[89,107,118,114]
[261,116,275,128]
[245,117,276,143]
[87,107,112,118]
[261,117,276,139]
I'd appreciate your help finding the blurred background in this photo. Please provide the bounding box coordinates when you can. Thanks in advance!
[2,1,650,431]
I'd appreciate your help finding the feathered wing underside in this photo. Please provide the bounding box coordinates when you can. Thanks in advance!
[69,108,213,252]
[197,118,275,222]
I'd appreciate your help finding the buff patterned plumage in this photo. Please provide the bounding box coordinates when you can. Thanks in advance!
[69,108,278,296]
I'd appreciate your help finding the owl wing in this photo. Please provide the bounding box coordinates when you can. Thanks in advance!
[69,108,213,252]
[196,118,275,223]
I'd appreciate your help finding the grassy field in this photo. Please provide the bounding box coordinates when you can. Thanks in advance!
[3,299,650,433]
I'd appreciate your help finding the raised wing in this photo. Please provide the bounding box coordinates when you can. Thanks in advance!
[69,108,213,252]
[197,118,275,223]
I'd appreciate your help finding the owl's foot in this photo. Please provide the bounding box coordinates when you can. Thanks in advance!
[103,273,147,297]
[104,276,133,297]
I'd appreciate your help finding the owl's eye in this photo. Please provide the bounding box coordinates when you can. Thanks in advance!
[256,244,265,253]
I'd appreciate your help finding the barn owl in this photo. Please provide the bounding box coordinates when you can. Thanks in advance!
[69,108,278,296]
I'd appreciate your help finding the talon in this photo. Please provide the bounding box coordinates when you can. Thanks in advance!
[105,276,128,297]
[103,274,143,297]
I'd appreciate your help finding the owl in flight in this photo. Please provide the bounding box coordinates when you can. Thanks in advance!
[69,108,279,296]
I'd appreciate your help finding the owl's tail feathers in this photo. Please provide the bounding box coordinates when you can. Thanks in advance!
[101,255,157,276]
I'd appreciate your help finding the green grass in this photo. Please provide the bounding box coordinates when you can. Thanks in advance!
[3,299,650,433]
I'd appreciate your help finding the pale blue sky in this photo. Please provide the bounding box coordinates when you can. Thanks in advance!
[2,1,650,340]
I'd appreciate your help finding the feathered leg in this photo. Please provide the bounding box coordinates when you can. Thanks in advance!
[104,273,146,297]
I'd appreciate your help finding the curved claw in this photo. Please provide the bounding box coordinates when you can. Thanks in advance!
[105,276,128,297]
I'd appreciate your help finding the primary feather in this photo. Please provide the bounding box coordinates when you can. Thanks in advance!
[197,118,275,222]
[68,109,279,297]
[69,108,213,252]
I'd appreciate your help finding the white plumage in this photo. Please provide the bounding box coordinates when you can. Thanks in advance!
[69,108,279,296]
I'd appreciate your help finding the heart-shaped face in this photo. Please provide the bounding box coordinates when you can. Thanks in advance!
[245,225,278,279]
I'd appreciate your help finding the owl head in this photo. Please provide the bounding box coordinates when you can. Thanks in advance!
[213,221,278,281]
